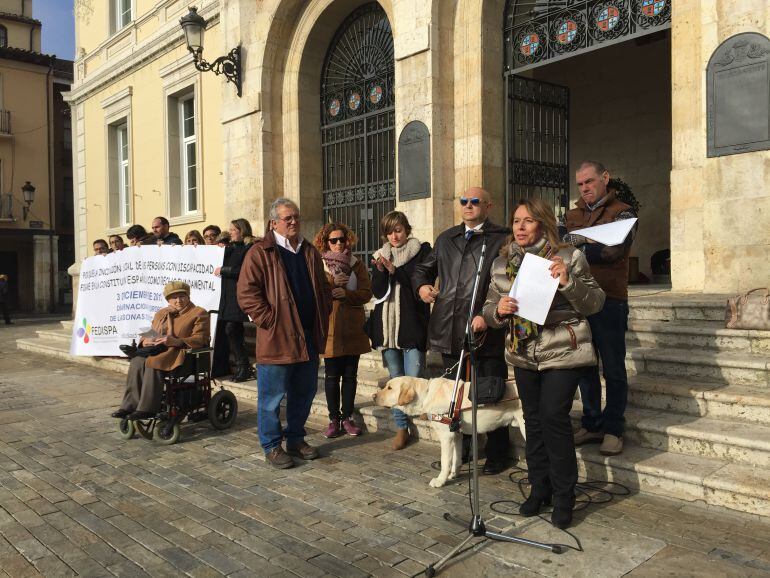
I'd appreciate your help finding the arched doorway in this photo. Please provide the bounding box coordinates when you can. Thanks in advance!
[503,0,672,281]
[320,2,395,262]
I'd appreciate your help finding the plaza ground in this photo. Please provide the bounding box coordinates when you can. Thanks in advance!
[1,318,770,577]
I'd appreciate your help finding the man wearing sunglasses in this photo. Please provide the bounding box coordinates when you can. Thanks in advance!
[413,187,512,475]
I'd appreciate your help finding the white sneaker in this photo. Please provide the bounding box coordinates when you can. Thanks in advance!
[600,434,623,456]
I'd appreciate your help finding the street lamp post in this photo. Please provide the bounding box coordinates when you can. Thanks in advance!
[21,181,35,221]
[180,7,242,97]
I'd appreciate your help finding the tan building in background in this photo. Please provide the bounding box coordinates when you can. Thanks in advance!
[68,0,768,294]
[0,0,73,313]
[67,0,224,265]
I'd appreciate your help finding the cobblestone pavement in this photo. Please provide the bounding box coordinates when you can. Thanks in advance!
[2,319,770,577]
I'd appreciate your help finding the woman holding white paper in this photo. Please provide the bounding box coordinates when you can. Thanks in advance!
[482,198,605,529]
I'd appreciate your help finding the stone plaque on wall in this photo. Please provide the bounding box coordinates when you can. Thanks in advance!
[707,32,770,157]
[398,121,430,201]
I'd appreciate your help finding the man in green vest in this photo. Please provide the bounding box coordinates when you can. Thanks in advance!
[560,161,637,456]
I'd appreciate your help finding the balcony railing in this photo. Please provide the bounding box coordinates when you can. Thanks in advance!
[0,110,10,135]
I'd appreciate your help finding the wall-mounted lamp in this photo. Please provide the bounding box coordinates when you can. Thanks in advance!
[21,181,35,221]
[180,6,242,97]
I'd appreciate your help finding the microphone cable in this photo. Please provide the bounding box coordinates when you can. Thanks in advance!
[430,460,632,553]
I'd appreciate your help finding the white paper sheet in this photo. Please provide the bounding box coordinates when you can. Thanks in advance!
[570,218,638,247]
[508,253,559,325]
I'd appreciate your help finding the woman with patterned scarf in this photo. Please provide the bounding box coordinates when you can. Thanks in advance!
[314,223,373,439]
[368,212,432,450]
[482,198,605,530]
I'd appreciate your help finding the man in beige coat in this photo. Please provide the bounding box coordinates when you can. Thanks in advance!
[111,281,210,420]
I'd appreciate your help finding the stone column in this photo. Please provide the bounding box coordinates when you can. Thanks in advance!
[32,234,58,312]
[67,261,80,316]
[670,3,770,292]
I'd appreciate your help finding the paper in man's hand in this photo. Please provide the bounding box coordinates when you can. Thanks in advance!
[138,328,160,339]
[508,253,559,325]
[570,218,637,247]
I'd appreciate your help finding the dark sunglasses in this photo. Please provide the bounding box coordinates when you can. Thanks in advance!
[328,236,346,244]
[459,197,481,206]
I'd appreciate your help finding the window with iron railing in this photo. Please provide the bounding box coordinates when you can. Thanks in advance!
[1,194,12,219]
[0,110,11,135]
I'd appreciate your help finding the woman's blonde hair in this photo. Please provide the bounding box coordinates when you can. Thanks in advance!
[184,230,205,245]
[505,198,565,252]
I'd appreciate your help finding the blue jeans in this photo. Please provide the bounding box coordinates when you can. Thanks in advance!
[256,357,320,453]
[579,298,629,437]
[382,348,425,430]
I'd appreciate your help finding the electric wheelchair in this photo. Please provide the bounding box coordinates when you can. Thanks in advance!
[117,313,238,445]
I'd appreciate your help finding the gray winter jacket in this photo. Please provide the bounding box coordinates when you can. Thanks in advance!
[482,244,605,371]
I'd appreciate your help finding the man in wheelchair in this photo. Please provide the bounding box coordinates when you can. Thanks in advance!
[111,281,210,421]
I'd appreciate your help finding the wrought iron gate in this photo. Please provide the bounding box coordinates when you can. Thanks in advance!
[505,75,570,218]
[321,3,395,262]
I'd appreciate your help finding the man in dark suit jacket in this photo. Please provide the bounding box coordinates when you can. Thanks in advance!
[413,187,511,475]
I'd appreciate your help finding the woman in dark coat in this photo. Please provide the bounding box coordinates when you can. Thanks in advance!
[368,211,431,450]
[213,218,255,381]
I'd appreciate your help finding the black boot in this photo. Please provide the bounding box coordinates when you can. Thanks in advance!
[233,365,254,382]
[551,504,573,529]
[519,493,552,517]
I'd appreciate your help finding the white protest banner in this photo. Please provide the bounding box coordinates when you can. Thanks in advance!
[70,245,224,356]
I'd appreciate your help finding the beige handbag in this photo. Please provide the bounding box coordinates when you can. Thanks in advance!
[725,288,770,330]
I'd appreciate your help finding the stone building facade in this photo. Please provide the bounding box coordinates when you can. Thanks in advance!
[0,0,73,312]
[68,0,769,294]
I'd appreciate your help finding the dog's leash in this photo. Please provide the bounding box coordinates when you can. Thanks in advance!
[403,397,521,422]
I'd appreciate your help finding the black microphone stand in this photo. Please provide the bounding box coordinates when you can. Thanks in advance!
[423,231,562,577]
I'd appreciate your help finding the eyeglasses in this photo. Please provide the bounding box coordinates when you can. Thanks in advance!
[328,236,346,245]
[459,197,481,206]
[276,215,300,223]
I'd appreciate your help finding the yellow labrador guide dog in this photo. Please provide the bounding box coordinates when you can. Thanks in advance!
[374,376,525,488]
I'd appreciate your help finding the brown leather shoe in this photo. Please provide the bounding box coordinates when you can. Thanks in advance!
[286,441,319,460]
[265,446,294,469]
[392,428,410,451]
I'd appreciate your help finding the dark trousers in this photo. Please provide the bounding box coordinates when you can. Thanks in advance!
[212,320,250,377]
[324,355,360,420]
[120,357,165,414]
[1,301,9,324]
[442,354,510,463]
[514,366,583,506]
[579,298,629,437]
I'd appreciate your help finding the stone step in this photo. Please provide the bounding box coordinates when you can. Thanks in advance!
[609,407,770,468]
[575,444,770,517]
[627,319,770,354]
[626,347,770,387]
[627,376,770,425]
[22,334,770,427]
[16,338,132,374]
[35,328,72,345]
[14,333,770,518]
[626,293,728,322]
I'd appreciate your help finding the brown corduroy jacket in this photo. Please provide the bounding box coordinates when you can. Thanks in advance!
[563,192,635,301]
[322,256,373,358]
[237,231,333,364]
[143,304,210,371]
